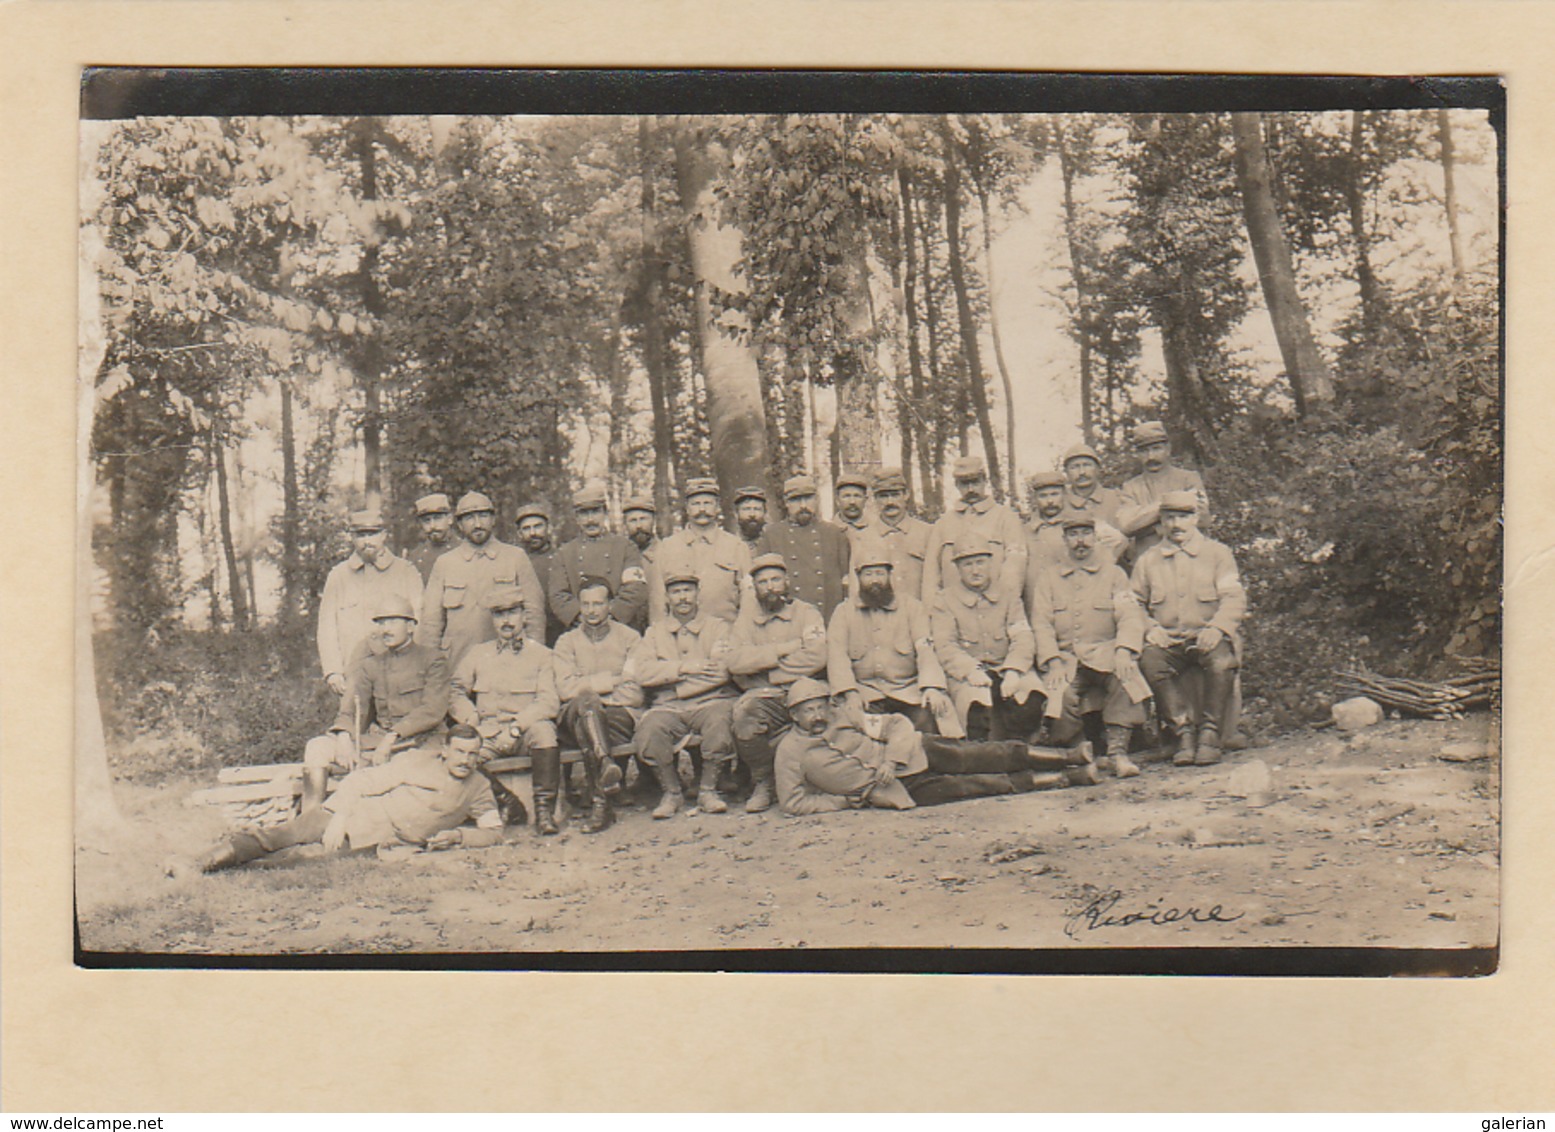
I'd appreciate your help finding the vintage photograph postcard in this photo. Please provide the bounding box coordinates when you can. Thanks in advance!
[73,70,1502,972]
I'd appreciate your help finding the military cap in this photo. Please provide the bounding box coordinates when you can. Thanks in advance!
[413,493,452,517]
[576,574,615,599]
[733,484,768,505]
[782,474,818,500]
[872,467,908,493]
[786,677,832,710]
[1063,443,1101,466]
[1117,502,1161,537]
[371,594,418,622]
[684,477,720,500]
[1060,510,1097,532]
[485,585,528,612]
[835,470,870,492]
[349,508,385,532]
[1029,470,1066,491]
[1131,420,1170,447]
[454,491,496,517]
[514,501,551,525]
[662,568,701,588]
[1159,489,1199,514]
[622,494,656,515]
[951,537,996,562]
[852,539,895,572]
[572,484,607,510]
[750,552,789,576]
[951,455,987,479]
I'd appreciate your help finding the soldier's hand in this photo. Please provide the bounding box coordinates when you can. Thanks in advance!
[838,690,865,717]
[923,688,953,717]
[966,666,993,688]
[425,829,463,851]
[325,673,347,696]
[874,761,898,787]
[1196,626,1225,654]
[999,670,1021,697]
[372,732,398,764]
[336,730,359,771]
[1145,626,1173,650]
[322,812,348,853]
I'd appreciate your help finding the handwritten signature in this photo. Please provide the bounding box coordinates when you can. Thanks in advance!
[1064,888,1244,939]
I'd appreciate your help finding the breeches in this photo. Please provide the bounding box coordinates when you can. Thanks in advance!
[732,689,793,776]
[635,699,735,767]
[1140,639,1238,682]
[558,692,637,749]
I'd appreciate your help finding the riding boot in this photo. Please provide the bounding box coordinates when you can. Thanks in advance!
[697,756,728,813]
[579,744,614,834]
[651,760,683,820]
[531,746,562,836]
[1197,664,1236,766]
[1154,677,1197,766]
[1024,745,1090,771]
[482,767,529,827]
[584,712,623,795]
[1103,724,1140,778]
[301,767,329,813]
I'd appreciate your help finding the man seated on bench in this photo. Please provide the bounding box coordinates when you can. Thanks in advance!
[300,594,450,812]
[450,586,564,835]
[553,575,646,834]
[193,725,506,872]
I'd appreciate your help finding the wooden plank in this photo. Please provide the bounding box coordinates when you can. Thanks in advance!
[186,780,304,806]
[217,763,304,784]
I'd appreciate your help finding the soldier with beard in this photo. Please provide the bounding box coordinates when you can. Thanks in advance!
[827,539,952,733]
[514,502,565,645]
[622,496,660,586]
[923,455,1028,599]
[733,485,769,554]
[861,468,930,600]
[726,553,828,813]
[317,509,424,697]
[419,492,546,664]
[409,493,462,583]
[549,484,649,635]
[757,474,852,620]
[833,470,873,546]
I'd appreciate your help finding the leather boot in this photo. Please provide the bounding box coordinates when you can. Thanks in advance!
[651,761,683,820]
[198,831,264,873]
[1154,678,1196,766]
[1024,745,1089,770]
[482,768,529,826]
[579,745,614,834]
[301,767,329,813]
[697,757,728,813]
[584,712,623,795]
[1197,664,1235,766]
[1104,724,1140,778]
[745,774,775,813]
[531,746,562,835]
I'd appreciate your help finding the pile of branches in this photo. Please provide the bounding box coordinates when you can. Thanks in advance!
[1334,660,1500,720]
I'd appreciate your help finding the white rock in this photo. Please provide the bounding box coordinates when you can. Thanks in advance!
[1438,742,1489,763]
[1227,758,1274,805]
[1332,696,1384,731]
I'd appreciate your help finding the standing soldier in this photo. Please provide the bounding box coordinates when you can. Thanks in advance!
[624,570,739,819]
[652,477,750,626]
[1061,443,1123,526]
[757,473,852,620]
[726,553,828,813]
[923,455,1028,600]
[418,491,546,665]
[928,539,1047,744]
[317,508,424,697]
[548,484,649,636]
[1028,513,1149,779]
[827,539,952,733]
[833,470,873,546]
[302,594,449,812]
[1118,420,1212,526]
[449,587,564,834]
[1025,470,1071,582]
[409,493,461,583]
[862,467,930,600]
[621,494,660,630]
[553,576,646,832]
[1131,491,1245,767]
[732,484,770,554]
[514,501,566,645]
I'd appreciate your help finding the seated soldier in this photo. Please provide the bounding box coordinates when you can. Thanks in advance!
[623,569,738,819]
[1131,490,1246,767]
[774,679,1098,815]
[191,725,507,872]
[553,576,646,833]
[929,538,1048,744]
[827,538,953,734]
[727,552,828,813]
[1028,513,1149,779]
[301,594,449,812]
[450,587,564,834]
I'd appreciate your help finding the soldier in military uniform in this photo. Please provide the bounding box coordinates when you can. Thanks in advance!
[726,553,828,813]
[316,508,424,698]
[418,491,546,664]
[1061,443,1123,526]
[409,493,462,583]
[733,484,770,553]
[923,455,1028,599]
[301,593,449,812]
[929,539,1048,744]
[450,587,565,834]
[862,467,930,600]
[757,473,851,620]
[514,501,566,645]
[833,470,873,545]
[1025,470,1071,582]
[1118,420,1212,525]
[651,477,751,626]
[548,484,649,637]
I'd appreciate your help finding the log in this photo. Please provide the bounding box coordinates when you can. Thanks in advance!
[187,779,304,806]
[217,763,305,784]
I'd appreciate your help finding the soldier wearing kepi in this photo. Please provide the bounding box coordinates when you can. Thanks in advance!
[726,552,828,813]
[833,470,873,545]
[1028,513,1149,779]
[862,467,930,600]
[418,491,546,664]
[774,679,1099,816]
[553,576,646,832]
[316,508,424,697]
[1061,443,1122,526]
[1131,490,1246,767]
[1025,470,1071,580]
[1118,420,1211,526]
[548,483,649,637]
[449,587,564,834]
[929,539,1048,744]
[827,538,952,733]
[757,473,852,620]
[514,501,565,645]
[623,569,738,819]
[621,494,660,630]
[732,484,770,554]
[923,455,1028,599]
[652,477,750,626]
[301,594,449,812]
[409,493,462,583]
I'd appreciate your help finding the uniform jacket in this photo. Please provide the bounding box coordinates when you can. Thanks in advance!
[726,597,828,689]
[316,552,424,683]
[1130,532,1246,641]
[826,591,945,705]
[923,498,1028,599]
[775,711,927,815]
[409,536,461,584]
[1028,555,1146,672]
[1119,465,1212,525]
[552,620,646,710]
[526,545,568,645]
[757,520,852,620]
[450,637,562,737]
[861,513,932,601]
[651,525,751,626]
[547,533,649,632]
[929,581,1036,680]
[623,613,736,708]
[331,636,450,741]
[1064,484,1123,526]
[326,748,499,850]
[417,538,546,663]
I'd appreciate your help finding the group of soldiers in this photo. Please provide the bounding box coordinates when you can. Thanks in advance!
[194,421,1247,873]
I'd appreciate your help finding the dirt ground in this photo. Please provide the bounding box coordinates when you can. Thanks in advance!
[76,714,1499,957]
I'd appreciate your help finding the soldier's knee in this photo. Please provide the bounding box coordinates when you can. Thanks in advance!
[526,720,559,749]
[303,735,335,769]
[1203,642,1238,673]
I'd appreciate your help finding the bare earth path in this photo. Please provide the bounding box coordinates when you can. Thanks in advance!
[77,715,1498,957]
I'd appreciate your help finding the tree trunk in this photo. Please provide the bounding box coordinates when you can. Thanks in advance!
[1437,108,1466,283]
[638,118,676,530]
[1345,111,1383,331]
[918,190,949,514]
[605,309,629,512]
[214,433,250,631]
[898,168,935,512]
[1230,111,1335,415]
[833,239,883,474]
[1057,124,1097,444]
[351,118,385,498]
[940,120,1003,499]
[974,180,1019,493]
[672,123,771,511]
[279,378,301,627]
[1159,316,1218,465]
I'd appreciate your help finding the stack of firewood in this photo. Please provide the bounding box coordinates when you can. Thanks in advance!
[1334,660,1500,721]
[185,763,306,829]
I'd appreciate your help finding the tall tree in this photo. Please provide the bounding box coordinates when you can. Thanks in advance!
[1437,108,1467,284]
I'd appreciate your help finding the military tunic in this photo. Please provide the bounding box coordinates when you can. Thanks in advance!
[928,581,1037,723]
[625,614,737,764]
[774,711,927,815]
[547,533,649,633]
[450,638,562,753]
[326,748,500,850]
[923,498,1028,599]
[651,525,751,626]
[409,536,461,584]
[756,519,852,620]
[316,552,425,685]
[417,538,546,664]
[1064,484,1123,526]
[826,592,945,706]
[1119,466,1212,525]
[1028,556,1146,672]
[860,513,932,602]
[525,545,568,645]
[553,620,645,710]
[331,636,451,745]
[1130,532,1245,642]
